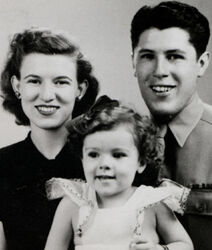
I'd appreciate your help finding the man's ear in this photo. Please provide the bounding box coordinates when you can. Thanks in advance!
[77,79,89,100]
[197,51,210,78]
[131,51,137,77]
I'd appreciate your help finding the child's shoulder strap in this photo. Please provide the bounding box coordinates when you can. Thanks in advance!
[134,182,190,214]
[46,177,95,207]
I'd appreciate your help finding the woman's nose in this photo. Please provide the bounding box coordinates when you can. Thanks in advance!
[39,82,55,102]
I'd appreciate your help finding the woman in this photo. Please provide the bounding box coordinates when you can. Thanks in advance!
[0,27,99,250]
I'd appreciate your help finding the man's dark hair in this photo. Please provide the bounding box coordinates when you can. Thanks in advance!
[131,1,210,58]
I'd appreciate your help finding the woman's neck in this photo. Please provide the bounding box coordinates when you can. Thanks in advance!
[30,126,68,160]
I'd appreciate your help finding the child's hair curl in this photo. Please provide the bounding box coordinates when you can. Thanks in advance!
[67,95,164,186]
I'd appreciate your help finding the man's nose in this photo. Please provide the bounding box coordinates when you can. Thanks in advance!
[39,82,55,102]
[153,57,169,78]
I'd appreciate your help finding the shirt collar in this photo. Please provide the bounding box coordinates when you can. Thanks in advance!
[168,94,204,147]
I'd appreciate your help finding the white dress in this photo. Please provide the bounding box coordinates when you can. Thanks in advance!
[46,178,190,250]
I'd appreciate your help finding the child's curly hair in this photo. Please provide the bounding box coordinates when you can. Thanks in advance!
[67,95,164,186]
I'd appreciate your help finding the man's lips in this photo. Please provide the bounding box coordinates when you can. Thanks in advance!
[150,85,176,94]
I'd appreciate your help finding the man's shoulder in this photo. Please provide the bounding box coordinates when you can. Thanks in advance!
[201,102,212,125]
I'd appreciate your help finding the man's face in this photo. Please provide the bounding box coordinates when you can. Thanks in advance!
[132,27,208,118]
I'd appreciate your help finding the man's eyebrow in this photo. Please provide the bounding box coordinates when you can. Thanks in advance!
[137,48,154,53]
[166,49,186,54]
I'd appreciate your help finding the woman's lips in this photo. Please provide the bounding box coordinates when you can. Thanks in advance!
[35,105,59,115]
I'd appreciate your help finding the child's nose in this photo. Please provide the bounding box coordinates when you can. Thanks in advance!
[99,155,112,170]
[99,165,110,171]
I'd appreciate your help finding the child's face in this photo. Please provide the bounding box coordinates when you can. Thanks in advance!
[132,27,208,118]
[82,124,143,203]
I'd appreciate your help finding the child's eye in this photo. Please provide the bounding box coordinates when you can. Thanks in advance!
[88,152,99,158]
[113,152,127,159]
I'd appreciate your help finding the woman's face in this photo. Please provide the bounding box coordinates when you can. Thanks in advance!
[12,53,84,130]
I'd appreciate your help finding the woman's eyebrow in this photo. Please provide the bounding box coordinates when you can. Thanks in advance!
[54,76,73,81]
[24,74,40,79]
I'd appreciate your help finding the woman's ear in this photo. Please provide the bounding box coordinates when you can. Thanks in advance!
[137,164,146,174]
[77,79,88,100]
[197,51,210,78]
[11,75,21,99]
[11,75,20,92]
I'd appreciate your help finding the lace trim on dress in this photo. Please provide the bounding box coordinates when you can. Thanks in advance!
[46,178,190,238]
[46,178,97,237]
[133,182,190,237]
[159,178,191,213]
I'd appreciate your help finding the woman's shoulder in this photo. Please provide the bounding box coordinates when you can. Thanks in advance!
[0,136,28,156]
[0,137,29,175]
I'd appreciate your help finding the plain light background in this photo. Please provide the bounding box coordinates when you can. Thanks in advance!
[0,0,211,147]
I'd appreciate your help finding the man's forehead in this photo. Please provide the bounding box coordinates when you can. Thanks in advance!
[135,27,194,52]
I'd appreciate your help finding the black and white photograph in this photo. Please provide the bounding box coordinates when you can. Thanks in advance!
[0,1,212,250]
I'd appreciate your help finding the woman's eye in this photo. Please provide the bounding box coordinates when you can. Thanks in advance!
[88,152,99,158]
[55,80,70,85]
[113,152,127,158]
[27,79,40,84]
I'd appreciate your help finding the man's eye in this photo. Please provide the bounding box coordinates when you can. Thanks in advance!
[88,152,99,158]
[139,54,154,60]
[113,152,127,158]
[167,54,184,61]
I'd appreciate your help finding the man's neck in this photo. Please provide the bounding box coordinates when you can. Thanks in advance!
[152,114,175,125]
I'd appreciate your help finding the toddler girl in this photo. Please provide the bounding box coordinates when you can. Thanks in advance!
[44,96,193,250]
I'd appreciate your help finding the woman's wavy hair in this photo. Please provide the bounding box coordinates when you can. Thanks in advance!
[0,27,99,125]
[67,96,163,186]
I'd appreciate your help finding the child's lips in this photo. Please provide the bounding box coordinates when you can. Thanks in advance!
[95,175,115,180]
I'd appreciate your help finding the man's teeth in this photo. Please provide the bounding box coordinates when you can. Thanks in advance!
[151,86,174,92]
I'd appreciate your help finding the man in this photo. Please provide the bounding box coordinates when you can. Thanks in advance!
[131,1,212,250]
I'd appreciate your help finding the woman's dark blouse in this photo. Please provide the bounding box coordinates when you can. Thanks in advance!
[0,133,84,250]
